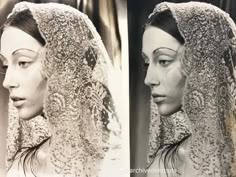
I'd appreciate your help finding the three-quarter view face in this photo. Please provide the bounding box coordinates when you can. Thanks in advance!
[142,26,185,116]
[1,26,47,120]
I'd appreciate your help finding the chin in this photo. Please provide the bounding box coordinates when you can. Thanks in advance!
[157,103,181,116]
[17,107,43,120]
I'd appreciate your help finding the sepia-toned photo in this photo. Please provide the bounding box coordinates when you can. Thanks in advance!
[0,0,129,177]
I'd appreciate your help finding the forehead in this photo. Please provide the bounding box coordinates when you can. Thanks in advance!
[0,26,42,57]
[142,26,181,56]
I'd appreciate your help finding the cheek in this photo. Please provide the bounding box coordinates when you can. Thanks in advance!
[29,79,47,112]
[165,64,186,98]
[33,75,47,101]
[24,67,47,101]
[17,74,47,119]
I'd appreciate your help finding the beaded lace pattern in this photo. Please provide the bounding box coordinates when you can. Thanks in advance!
[6,2,121,176]
[147,2,236,177]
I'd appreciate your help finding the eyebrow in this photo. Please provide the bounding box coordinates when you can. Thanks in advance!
[12,48,39,56]
[153,47,177,56]
[0,48,40,63]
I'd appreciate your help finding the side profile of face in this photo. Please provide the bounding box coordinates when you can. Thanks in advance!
[142,26,186,116]
[0,26,47,120]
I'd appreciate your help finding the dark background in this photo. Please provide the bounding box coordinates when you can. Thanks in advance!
[128,0,236,177]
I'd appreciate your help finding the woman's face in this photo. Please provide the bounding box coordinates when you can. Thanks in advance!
[142,26,186,116]
[1,26,47,120]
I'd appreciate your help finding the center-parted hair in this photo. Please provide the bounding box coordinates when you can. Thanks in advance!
[3,9,45,46]
[143,9,187,177]
[144,9,184,45]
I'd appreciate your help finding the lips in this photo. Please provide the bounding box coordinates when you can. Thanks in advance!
[151,93,166,103]
[10,96,26,107]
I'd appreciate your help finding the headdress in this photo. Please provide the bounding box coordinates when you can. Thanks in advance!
[147,2,236,176]
[6,2,121,176]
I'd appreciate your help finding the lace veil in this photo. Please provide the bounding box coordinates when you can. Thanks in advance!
[147,2,236,176]
[6,2,121,176]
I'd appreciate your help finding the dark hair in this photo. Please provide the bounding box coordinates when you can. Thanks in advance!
[144,10,187,177]
[3,9,45,46]
[4,9,47,177]
[144,9,185,44]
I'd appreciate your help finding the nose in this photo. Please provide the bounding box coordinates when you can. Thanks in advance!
[144,64,160,87]
[3,67,19,90]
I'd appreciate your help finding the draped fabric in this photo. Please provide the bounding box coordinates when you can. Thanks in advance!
[147,2,236,176]
[78,0,122,69]
[0,0,18,175]
[0,74,8,176]
[128,1,236,177]
[6,2,122,176]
